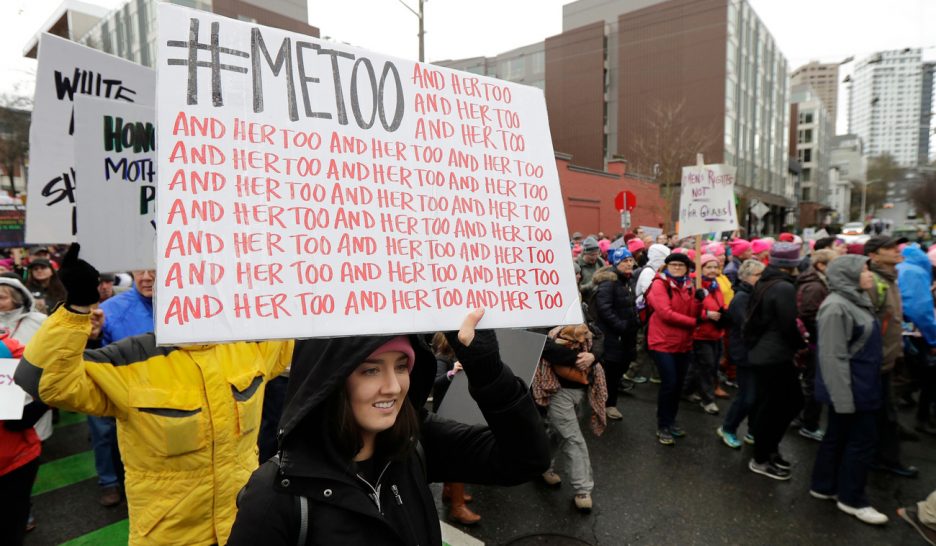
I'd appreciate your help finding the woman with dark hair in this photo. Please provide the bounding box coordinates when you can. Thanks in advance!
[228,310,549,545]
[24,260,66,314]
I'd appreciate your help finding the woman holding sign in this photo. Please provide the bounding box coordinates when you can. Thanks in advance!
[228,310,550,545]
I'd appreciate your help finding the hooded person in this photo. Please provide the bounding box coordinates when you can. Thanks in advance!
[0,277,46,343]
[635,244,671,307]
[228,312,551,544]
[897,244,936,437]
[593,248,640,419]
[576,237,606,300]
[810,255,888,526]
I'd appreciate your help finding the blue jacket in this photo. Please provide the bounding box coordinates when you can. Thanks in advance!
[897,245,936,347]
[99,288,154,345]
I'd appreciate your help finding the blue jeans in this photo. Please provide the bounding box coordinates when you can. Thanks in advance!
[87,415,124,488]
[722,367,756,434]
[810,410,877,508]
[653,350,691,429]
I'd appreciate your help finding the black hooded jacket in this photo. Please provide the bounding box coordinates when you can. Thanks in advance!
[227,331,550,546]
[744,265,804,366]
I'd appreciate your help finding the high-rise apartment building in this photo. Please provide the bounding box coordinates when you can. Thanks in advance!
[848,48,933,167]
[791,61,839,124]
[25,0,318,67]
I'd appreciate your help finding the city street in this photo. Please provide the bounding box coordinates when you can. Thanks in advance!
[28,382,935,545]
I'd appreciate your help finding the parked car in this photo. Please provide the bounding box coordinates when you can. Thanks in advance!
[839,221,866,243]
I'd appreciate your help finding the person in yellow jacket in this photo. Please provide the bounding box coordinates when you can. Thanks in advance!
[14,245,293,545]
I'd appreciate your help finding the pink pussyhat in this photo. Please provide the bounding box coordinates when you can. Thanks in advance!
[627,238,646,253]
[704,243,725,256]
[728,239,752,256]
[751,239,772,255]
[367,336,415,372]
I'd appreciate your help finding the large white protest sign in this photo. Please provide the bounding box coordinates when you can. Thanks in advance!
[27,34,155,244]
[75,97,156,272]
[0,359,26,420]
[155,4,581,344]
[677,163,738,239]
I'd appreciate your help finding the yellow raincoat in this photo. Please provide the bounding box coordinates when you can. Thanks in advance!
[17,308,293,545]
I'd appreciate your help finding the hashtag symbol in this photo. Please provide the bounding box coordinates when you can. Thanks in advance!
[166,18,249,107]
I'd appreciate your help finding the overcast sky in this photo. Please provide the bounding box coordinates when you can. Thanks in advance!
[2,0,935,131]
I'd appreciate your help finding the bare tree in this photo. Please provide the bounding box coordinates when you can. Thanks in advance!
[628,100,718,231]
[0,93,32,197]
[910,170,936,224]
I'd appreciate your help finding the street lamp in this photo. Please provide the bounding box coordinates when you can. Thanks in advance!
[860,178,883,221]
[396,0,426,62]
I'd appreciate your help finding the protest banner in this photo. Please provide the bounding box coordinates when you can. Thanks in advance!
[436,329,545,426]
[0,359,26,420]
[75,97,156,272]
[677,162,738,240]
[155,4,581,344]
[0,204,26,248]
[27,34,155,244]
[639,225,663,241]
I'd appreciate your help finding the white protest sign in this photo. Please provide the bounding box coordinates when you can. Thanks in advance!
[75,97,156,272]
[639,225,663,240]
[436,329,545,426]
[677,163,738,239]
[27,34,155,244]
[0,359,26,420]
[155,4,581,344]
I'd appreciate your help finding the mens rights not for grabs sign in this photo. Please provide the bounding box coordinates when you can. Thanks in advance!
[27,34,155,244]
[155,4,581,344]
[677,163,738,239]
[75,97,156,272]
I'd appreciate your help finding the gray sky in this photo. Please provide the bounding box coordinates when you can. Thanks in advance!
[2,0,935,131]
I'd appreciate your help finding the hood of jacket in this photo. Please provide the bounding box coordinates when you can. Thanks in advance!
[646,244,670,271]
[734,280,754,296]
[826,255,872,311]
[796,266,827,289]
[277,335,436,477]
[0,277,37,314]
[592,266,619,285]
[901,244,933,276]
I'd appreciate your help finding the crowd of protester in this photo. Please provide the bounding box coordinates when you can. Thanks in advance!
[3,227,936,544]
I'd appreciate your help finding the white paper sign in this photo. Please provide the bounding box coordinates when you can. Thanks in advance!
[27,34,156,244]
[677,163,738,239]
[75,97,156,272]
[0,359,27,420]
[155,4,582,344]
[639,225,663,240]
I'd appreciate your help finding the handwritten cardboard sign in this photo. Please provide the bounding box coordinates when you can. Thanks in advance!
[677,163,738,239]
[155,4,581,344]
[75,97,156,272]
[26,34,155,244]
[0,359,26,420]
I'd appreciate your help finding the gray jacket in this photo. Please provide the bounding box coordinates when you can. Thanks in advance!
[0,277,46,344]
[816,255,882,413]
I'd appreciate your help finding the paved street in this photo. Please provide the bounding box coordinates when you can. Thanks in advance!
[25,383,936,545]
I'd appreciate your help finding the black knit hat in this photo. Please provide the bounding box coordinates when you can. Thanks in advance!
[664,253,693,268]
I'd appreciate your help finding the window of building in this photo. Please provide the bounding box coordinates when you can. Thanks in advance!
[802,168,812,182]
[530,52,544,74]
[798,129,813,144]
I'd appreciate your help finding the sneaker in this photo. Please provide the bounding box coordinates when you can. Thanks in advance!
[809,490,837,501]
[606,407,623,420]
[657,428,675,446]
[618,380,635,393]
[624,374,648,384]
[871,461,919,478]
[701,401,720,415]
[898,507,936,545]
[685,393,702,403]
[99,486,122,507]
[743,433,755,445]
[714,387,730,399]
[649,377,662,384]
[541,470,562,486]
[723,379,739,389]
[836,502,888,525]
[770,453,792,470]
[670,424,686,438]
[748,459,792,481]
[574,493,593,513]
[716,426,742,449]
[799,427,825,442]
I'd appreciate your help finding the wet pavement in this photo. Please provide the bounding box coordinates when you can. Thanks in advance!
[437,382,936,546]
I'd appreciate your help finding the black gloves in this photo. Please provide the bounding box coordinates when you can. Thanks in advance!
[694,288,707,302]
[59,243,101,307]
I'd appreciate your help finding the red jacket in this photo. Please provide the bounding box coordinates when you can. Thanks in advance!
[0,329,38,477]
[693,283,727,341]
[646,274,700,353]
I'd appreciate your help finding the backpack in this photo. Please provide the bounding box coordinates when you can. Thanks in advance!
[638,276,673,324]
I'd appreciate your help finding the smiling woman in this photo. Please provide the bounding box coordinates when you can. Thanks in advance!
[228,309,551,545]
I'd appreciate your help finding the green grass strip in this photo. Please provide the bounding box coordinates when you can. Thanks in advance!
[32,450,96,495]
[55,410,86,429]
[60,519,129,546]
